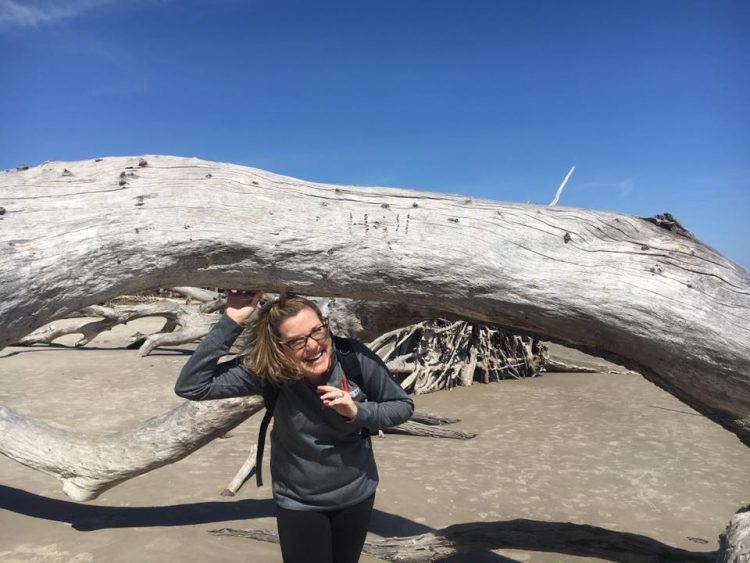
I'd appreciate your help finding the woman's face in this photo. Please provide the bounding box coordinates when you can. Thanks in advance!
[277,306,333,382]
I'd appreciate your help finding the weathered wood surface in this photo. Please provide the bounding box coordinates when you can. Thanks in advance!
[718,505,750,563]
[369,318,542,393]
[16,301,219,356]
[221,444,257,497]
[0,397,263,501]
[2,155,748,446]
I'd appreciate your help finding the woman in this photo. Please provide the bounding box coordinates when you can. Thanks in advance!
[175,290,414,563]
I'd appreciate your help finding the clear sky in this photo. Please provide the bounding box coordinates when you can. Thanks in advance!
[1,0,748,266]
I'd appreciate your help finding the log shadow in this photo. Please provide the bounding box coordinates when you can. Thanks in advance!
[0,486,717,562]
[364,519,717,563]
[0,485,276,531]
[0,344,194,358]
[370,510,518,559]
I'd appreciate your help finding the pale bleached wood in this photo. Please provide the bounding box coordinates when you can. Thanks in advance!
[0,397,263,501]
[383,420,476,440]
[221,444,257,497]
[718,505,750,563]
[371,319,543,393]
[549,165,575,207]
[16,302,218,355]
[1,156,748,443]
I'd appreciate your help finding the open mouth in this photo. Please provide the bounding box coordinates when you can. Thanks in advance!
[303,350,323,364]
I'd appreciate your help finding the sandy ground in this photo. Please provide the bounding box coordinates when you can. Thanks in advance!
[1,318,749,563]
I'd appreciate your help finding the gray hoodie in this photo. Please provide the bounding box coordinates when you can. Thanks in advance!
[174,314,414,510]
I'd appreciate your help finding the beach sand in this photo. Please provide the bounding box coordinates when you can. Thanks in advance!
[1,318,748,562]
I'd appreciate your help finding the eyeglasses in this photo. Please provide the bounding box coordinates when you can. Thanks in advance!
[280,322,329,351]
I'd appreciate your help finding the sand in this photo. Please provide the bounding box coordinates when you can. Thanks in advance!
[1,318,749,562]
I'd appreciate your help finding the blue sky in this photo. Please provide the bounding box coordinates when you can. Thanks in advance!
[1,0,748,266]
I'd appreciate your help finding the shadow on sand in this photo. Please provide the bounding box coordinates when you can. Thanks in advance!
[0,342,194,359]
[0,485,716,562]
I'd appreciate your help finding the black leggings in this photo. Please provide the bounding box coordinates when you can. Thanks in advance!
[276,493,375,563]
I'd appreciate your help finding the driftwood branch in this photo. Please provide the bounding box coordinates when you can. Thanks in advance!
[409,411,462,425]
[541,358,599,373]
[381,420,476,440]
[16,301,219,356]
[549,165,575,207]
[221,444,257,497]
[209,520,716,562]
[0,398,263,501]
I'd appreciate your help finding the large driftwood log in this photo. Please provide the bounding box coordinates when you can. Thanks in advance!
[1,156,748,558]
[1,156,746,446]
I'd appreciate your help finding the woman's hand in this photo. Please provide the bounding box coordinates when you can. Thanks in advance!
[224,289,263,327]
[317,385,358,421]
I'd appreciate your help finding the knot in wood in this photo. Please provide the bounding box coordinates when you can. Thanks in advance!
[642,213,694,239]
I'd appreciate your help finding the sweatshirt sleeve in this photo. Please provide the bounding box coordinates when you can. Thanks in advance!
[348,340,414,431]
[174,314,263,400]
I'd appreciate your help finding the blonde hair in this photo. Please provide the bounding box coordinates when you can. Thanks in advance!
[243,295,327,388]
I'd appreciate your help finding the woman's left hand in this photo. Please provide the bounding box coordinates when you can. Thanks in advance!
[317,385,358,421]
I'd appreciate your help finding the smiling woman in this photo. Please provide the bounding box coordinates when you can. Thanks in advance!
[245,296,335,388]
[174,291,415,563]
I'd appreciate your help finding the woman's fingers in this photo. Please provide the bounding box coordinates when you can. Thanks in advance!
[226,289,263,309]
[317,385,357,419]
[317,385,346,401]
[224,289,263,327]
